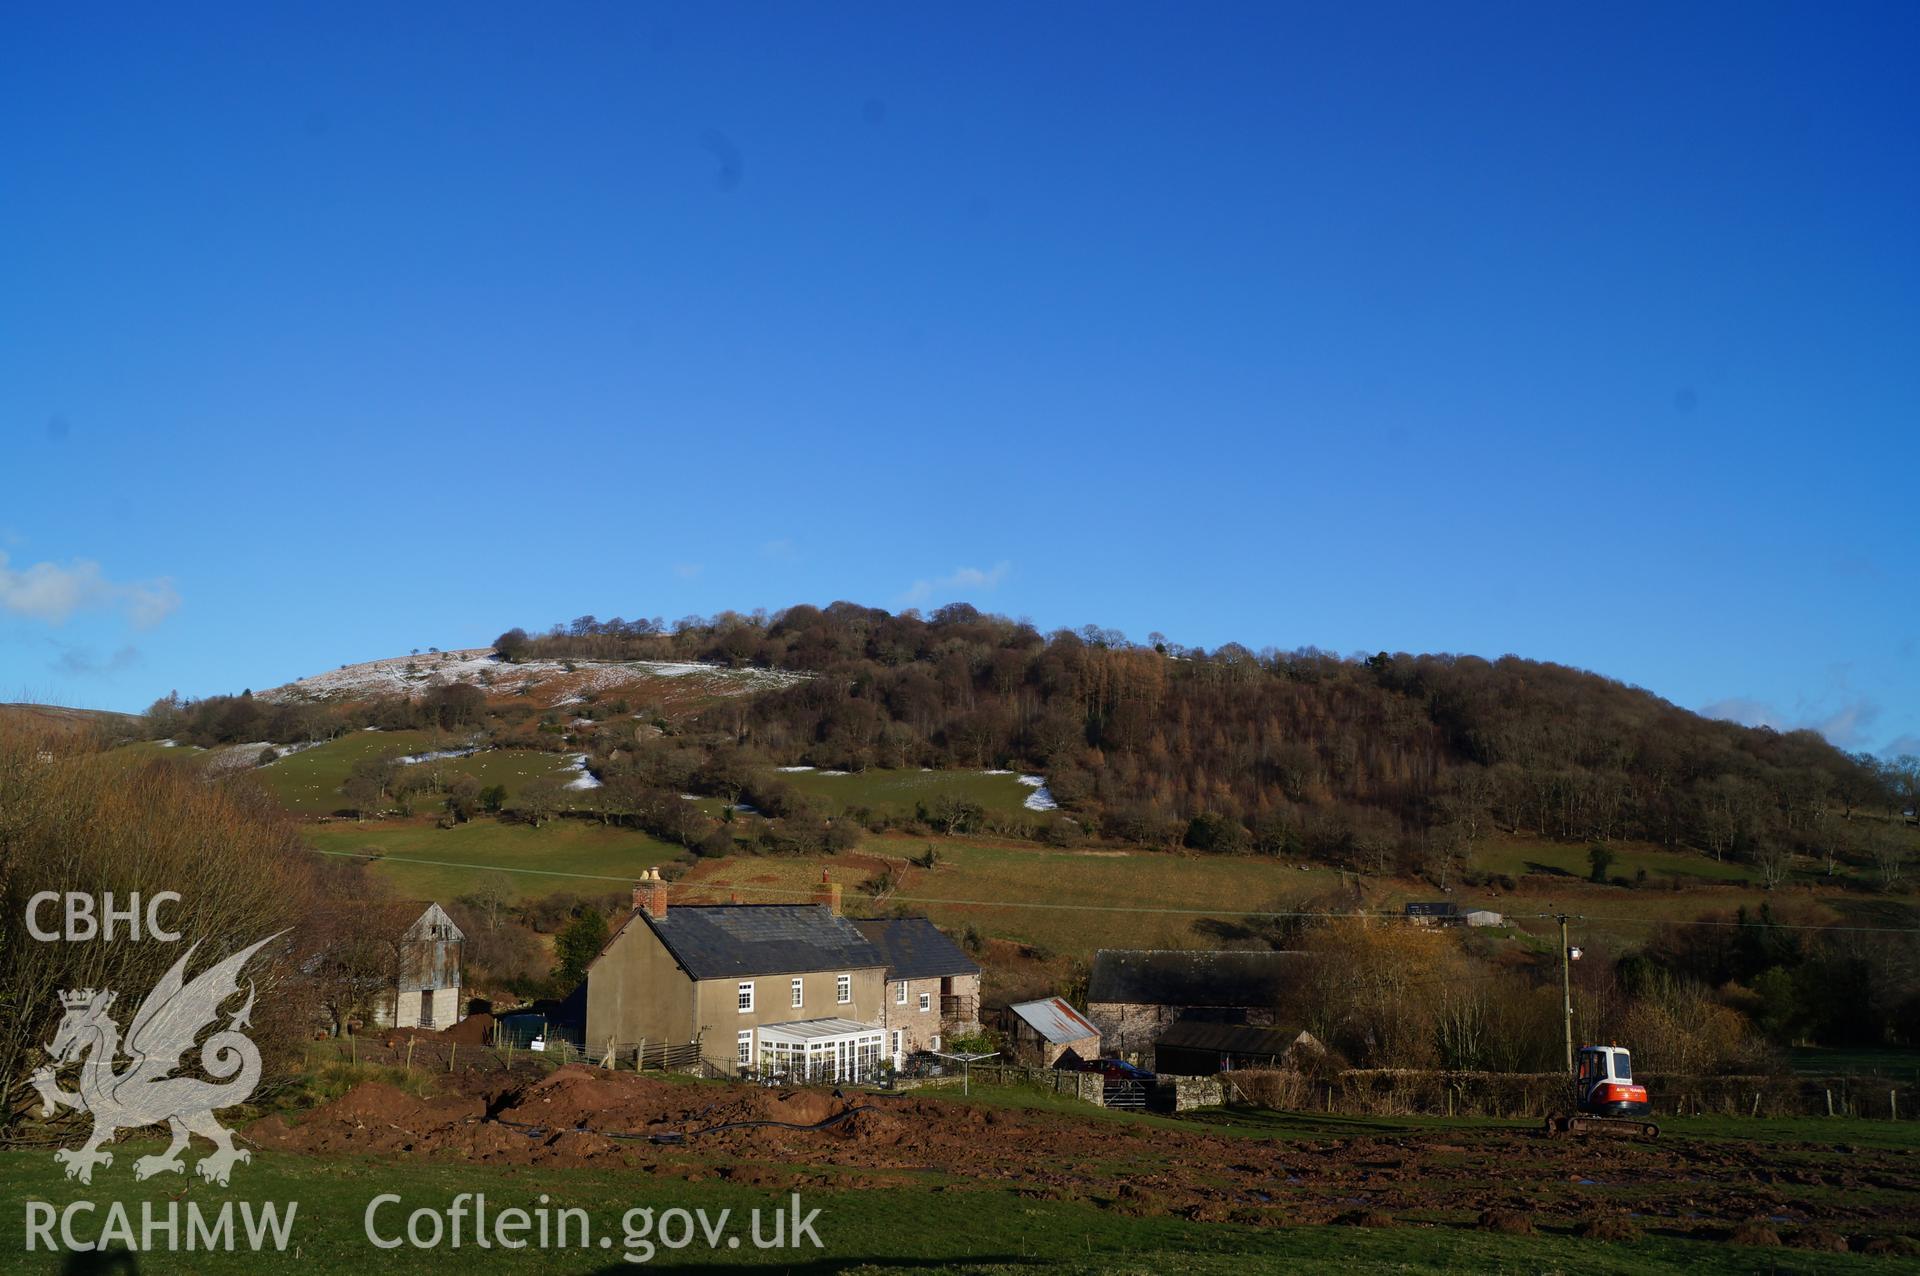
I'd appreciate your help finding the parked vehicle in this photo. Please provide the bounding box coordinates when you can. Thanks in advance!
[1083,1058,1156,1082]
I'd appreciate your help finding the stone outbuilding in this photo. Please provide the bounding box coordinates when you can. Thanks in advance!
[370,902,464,1030]
[1086,948,1307,1061]
[1006,997,1101,1068]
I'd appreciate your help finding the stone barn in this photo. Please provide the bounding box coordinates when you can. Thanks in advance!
[1086,949,1307,1062]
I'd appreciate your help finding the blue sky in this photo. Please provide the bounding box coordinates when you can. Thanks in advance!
[2,3,1915,756]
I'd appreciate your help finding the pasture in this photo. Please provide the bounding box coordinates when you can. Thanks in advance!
[253,729,443,812]
[304,818,684,902]
[766,766,1045,819]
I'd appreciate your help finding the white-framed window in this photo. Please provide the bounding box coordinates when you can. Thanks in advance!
[919,992,932,1013]
[791,978,803,1009]
[737,1029,752,1066]
[737,981,754,1013]
[930,1034,941,1052]
[836,974,851,1004]
[895,981,908,1005]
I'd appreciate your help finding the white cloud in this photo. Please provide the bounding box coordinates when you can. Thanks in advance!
[900,561,1012,606]
[1699,697,1783,730]
[761,539,798,561]
[1700,695,1886,751]
[53,643,142,676]
[671,563,704,579]
[0,552,180,629]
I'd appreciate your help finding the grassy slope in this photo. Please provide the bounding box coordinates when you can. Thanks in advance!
[306,818,684,901]
[771,766,1040,818]
[398,748,581,802]
[678,835,1346,953]
[297,815,1913,965]
[255,730,442,813]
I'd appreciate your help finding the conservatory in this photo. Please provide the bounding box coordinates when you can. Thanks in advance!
[753,1017,887,1084]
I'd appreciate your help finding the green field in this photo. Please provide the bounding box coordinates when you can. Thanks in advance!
[305,818,685,901]
[680,834,1345,953]
[1789,1046,1920,1080]
[768,766,1044,819]
[254,730,444,813]
[1474,838,1757,886]
[397,747,581,803]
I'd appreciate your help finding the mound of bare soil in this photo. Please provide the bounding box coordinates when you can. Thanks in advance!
[243,1065,1920,1246]
[1577,1213,1638,1242]
[1726,1221,1782,1247]
[1788,1228,1848,1253]
[383,1012,494,1047]
[248,1084,485,1158]
[1478,1209,1536,1236]
[441,1012,495,1045]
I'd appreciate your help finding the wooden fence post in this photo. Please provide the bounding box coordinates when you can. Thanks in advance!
[405,1038,416,1076]
[1892,1090,1899,1121]
[1826,1089,1833,1117]
[449,1042,457,1073]
[1750,1092,1760,1118]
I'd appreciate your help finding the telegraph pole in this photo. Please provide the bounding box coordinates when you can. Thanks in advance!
[1558,914,1574,1075]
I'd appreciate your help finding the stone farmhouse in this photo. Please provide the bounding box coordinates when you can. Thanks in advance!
[584,870,977,1080]
[852,915,982,1060]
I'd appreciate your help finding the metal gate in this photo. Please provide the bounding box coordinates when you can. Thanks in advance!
[1103,1080,1147,1110]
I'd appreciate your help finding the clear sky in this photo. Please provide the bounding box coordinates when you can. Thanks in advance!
[2,3,1915,756]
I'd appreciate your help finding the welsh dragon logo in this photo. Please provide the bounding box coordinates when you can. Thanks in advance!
[30,933,282,1186]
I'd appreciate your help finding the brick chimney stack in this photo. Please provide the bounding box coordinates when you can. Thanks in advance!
[812,868,842,916]
[635,867,668,918]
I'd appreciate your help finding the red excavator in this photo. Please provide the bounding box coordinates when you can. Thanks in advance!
[1543,1044,1659,1139]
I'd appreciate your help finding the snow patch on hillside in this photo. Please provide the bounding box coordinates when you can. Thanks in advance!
[256,648,810,704]
[564,754,602,790]
[1017,774,1058,811]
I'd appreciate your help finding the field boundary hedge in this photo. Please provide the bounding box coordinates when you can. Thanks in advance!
[1224,1067,1918,1119]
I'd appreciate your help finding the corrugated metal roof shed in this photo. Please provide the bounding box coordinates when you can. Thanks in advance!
[1008,997,1099,1046]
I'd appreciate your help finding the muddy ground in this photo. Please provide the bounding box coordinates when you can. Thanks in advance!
[248,1065,1920,1254]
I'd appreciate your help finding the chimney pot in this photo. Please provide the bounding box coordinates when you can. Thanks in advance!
[812,868,842,916]
[638,867,668,918]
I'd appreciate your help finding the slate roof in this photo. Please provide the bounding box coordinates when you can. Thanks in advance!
[852,916,981,981]
[1404,901,1458,917]
[1154,1020,1316,1057]
[1087,949,1307,1008]
[1008,997,1100,1046]
[641,905,886,981]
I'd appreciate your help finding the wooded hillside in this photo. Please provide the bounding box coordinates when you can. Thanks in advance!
[492,604,1913,878]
